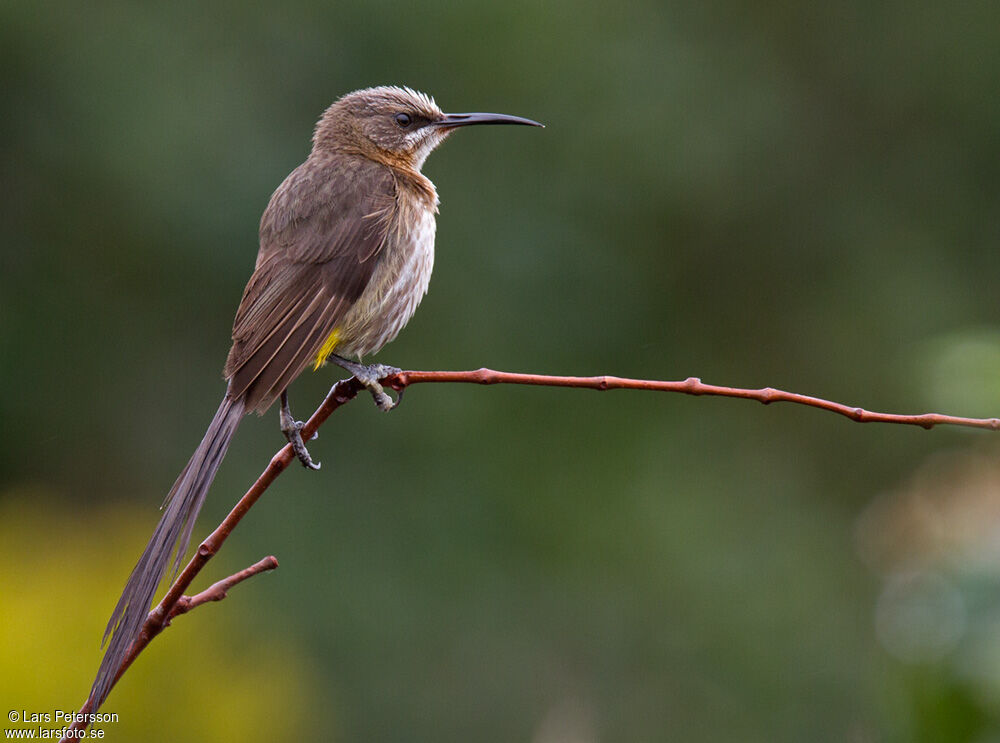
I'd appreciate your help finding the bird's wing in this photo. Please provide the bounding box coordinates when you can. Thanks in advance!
[224,157,397,412]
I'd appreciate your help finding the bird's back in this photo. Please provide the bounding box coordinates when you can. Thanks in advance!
[224,151,438,412]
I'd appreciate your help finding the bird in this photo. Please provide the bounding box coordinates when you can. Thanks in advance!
[90,86,542,708]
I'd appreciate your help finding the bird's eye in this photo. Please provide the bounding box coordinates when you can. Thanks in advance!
[394,113,412,128]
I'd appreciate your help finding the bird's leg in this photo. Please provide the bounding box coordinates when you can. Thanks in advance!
[279,390,321,470]
[330,355,402,412]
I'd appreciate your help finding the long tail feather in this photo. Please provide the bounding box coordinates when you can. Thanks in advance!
[90,394,245,709]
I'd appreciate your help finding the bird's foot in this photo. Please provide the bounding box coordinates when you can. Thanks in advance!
[332,357,402,412]
[280,392,320,470]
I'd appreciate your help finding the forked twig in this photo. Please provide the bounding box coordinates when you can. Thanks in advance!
[60,368,999,740]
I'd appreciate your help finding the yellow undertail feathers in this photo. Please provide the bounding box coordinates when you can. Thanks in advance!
[313,328,341,369]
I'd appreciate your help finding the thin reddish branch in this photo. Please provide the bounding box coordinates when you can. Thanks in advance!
[60,380,366,740]
[387,369,1000,431]
[63,367,999,739]
[171,556,279,618]
[59,556,281,740]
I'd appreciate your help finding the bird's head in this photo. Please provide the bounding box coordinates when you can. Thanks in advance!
[314,86,542,171]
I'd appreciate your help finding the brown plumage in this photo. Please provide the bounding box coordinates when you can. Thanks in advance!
[226,157,398,411]
[90,86,541,709]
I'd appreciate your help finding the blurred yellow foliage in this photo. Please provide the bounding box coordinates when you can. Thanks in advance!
[0,489,320,742]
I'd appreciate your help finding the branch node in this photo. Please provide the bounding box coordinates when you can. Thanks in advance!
[385,372,406,390]
[683,377,702,393]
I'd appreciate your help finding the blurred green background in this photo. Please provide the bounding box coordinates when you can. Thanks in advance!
[4,1,1000,741]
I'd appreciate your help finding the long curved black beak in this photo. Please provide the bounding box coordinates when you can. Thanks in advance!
[434,112,544,129]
